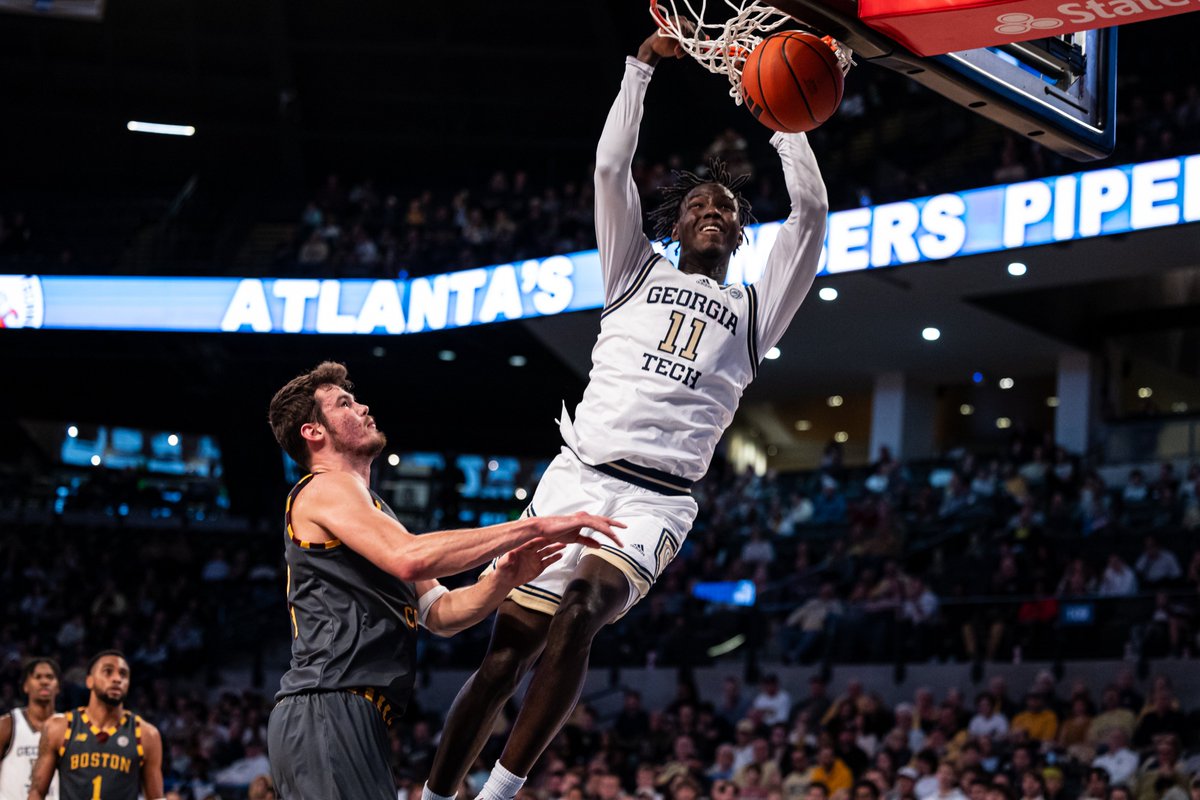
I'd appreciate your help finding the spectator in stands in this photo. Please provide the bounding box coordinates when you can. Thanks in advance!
[201,549,231,582]
[922,763,968,800]
[733,721,759,772]
[809,745,853,796]
[1056,696,1093,751]
[718,677,752,726]
[738,765,771,800]
[1020,771,1049,800]
[781,583,843,664]
[708,746,738,784]
[1088,686,1135,747]
[939,474,975,520]
[751,675,792,726]
[1098,556,1138,597]
[900,578,939,657]
[1134,735,1189,800]
[736,738,782,790]
[615,690,651,752]
[968,693,1009,741]
[1043,769,1067,800]
[1135,536,1182,587]
[1123,470,1150,504]
[893,768,919,800]
[1011,693,1058,743]
[781,749,811,800]
[1078,768,1110,800]
[811,478,847,525]
[911,752,939,799]
[742,530,776,567]
[297,230,329,266]
[1132,686,1189,748]
[856,780,883,800]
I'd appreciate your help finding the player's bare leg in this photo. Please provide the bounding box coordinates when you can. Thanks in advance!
[425,600,553,797]
[471,558,631,800]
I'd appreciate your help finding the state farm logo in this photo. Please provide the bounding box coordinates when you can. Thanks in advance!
[0,275,45,329]
[993,12,1063,34]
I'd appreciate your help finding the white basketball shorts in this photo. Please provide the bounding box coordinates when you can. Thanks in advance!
[495,449,697,620]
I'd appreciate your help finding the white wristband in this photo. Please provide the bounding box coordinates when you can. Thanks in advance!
[417,584,450,628]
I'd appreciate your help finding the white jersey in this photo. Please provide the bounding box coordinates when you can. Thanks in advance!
[0,708,58,800]
[564,56,829,484]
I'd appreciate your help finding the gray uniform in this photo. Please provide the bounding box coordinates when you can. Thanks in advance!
[268,473,420,800]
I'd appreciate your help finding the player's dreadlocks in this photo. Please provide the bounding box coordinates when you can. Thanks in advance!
[647,157,756,247]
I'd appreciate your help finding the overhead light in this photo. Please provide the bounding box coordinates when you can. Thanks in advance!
[834,431,849,443]
[996,417,1012,429]
[387,454,400,467]
[90,455,102,466]
[827,395,844,408]
[999,377,1015,390]
[372,346,387,358]
[126,120,195,137]
[1137,386,1153,399]
[794,420,812,431]
[972,372,984,385]
[960,404,974,416]
[438,350,456,362]
[67,425,79,438]
[1171,402,1188,413]
[487,459,499,471]
[765,347,781,360]
[515,487,528,500]
[818,286,838,302]
[508,355,527,367]
[1046,396,1060,408]
[1007,262,1027,276]
[167,434,180,447]
[922,327,941,341]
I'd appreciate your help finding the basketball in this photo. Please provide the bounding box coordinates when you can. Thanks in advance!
[740,31,844,133]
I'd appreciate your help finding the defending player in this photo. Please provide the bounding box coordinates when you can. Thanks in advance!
[26,651,163,800]
[424,25,829,800]
[263,362,624,800]
[0,659,61,800]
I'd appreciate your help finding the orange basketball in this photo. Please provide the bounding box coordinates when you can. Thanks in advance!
[740,32,844,133]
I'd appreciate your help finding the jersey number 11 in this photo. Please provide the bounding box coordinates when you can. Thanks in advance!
[658,311,706,362]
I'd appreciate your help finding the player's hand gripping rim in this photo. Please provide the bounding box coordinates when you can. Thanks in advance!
[535,512,625,549]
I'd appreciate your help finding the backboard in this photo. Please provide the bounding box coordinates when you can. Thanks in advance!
[764,0,1117,160]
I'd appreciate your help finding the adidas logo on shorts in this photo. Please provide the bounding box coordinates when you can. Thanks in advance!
[632,544,645,555]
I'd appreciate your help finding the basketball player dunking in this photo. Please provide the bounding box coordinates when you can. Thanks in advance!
[26,650,163,800]
[264,362,624,800]
[423,27,828,800]
[0,659,61,800]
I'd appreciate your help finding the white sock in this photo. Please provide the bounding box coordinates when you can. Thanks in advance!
[423,784,457,800]
[477,761,527,800]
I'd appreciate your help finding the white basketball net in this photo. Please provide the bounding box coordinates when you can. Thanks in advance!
[650,0,853,104]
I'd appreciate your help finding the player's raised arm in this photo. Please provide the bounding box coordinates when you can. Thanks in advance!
[594,31,684,302]
[141,721,164,800]
[415,538,567,637]
[750,130,830,354]
[24,715,65,800]
[297,471,622,582]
